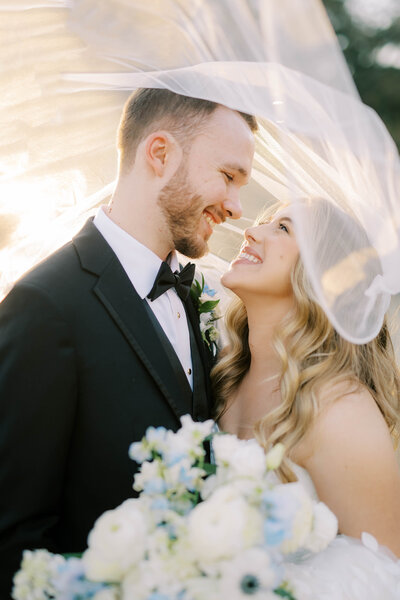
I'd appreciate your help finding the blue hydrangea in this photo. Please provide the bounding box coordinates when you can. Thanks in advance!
[143,477,168,495]
[55,558,106,599]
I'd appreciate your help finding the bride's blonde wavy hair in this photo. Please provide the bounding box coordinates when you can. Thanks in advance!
[212,201,400,482]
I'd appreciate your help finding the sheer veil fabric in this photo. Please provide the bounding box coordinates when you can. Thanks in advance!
[1,0,400,345]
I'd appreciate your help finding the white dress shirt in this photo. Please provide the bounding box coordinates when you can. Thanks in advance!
[94,207,193,389]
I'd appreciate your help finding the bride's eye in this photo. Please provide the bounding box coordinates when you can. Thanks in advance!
[279,222,289,233]
[223,171,234,182]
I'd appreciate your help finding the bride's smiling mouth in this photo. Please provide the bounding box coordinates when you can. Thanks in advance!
[232,245,263,265]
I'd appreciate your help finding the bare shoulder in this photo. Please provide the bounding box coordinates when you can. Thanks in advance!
[296,379,400,554]
[310,379,394,455]
[292,377,400,499]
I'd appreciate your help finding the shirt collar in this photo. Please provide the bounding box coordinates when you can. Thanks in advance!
[93,206,180,299]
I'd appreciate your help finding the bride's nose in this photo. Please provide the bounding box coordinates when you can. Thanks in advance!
[244,227,258,243]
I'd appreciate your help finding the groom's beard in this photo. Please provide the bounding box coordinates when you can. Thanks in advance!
[158,166,208,259]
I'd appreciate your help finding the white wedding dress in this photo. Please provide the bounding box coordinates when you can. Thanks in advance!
[284,462,400,600]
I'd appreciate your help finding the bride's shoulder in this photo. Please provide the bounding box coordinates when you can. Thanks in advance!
[294,379,394,465]
[313,379,390,442]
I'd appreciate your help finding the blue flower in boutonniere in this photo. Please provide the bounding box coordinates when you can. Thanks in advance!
[190,273,220,356]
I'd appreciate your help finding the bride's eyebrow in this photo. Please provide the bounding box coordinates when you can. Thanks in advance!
[274,216,292,224]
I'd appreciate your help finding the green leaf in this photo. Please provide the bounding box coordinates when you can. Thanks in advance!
[203,462,217,475]
[63,552,83,559]
[199,300,219,313]
[191,279,202,297]
[273,584,297,599]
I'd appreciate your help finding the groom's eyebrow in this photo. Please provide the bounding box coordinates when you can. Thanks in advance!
[224,163,249,179]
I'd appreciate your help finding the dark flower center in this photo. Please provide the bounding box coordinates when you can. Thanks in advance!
[240,574,260,595]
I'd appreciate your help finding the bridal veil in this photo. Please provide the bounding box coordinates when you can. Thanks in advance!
[1,0,400,345]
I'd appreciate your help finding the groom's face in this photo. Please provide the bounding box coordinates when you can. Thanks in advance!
[158,106,255,258]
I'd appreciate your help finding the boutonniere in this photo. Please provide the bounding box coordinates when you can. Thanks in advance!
[190,273,221,356]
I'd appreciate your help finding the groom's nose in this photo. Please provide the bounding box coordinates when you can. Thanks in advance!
[222,188,242,219]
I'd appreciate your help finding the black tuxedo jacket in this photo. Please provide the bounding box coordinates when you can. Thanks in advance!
[0,220,214,596]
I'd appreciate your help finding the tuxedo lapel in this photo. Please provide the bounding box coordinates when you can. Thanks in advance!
[184,296,214,416]
[73,220,193,421]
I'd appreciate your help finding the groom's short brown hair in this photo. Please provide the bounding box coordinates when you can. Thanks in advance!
[117,88,257,173]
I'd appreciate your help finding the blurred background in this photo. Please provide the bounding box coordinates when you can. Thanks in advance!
[323,0,400,149]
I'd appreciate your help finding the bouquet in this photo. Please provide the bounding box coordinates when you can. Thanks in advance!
[13,416,338,600]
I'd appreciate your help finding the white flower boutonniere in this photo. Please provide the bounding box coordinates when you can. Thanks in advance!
[190,273,220,356]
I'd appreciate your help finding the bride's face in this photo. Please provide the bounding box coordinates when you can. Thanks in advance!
[221,207,299,299]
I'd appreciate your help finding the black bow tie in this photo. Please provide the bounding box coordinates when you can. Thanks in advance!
[147,261,195,303]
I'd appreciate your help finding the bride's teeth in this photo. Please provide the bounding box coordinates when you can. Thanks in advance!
[238,252,262,264]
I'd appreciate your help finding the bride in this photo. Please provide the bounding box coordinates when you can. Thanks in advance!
[213,199,400,597]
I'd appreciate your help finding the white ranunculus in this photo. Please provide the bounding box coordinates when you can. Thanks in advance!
[212,434,243,467]
[219,548,279,599]
[188,484,263,563]
[121,567,152,600]
[278,483,314,554]
[304,501,338,552]
[121,558,183,600]
[212,435,267,480]
[184,576,220,600]
[83,499,149,582]
[92,587,119,600]
[229,438,267,479]
[200,473,221,500]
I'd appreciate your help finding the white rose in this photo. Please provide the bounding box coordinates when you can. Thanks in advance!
[304,501,338,552]
[83,499,148,582]
[188,484,263,563]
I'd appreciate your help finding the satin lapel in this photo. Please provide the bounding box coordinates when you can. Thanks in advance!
[93,256,193,420]
[185,297,214,411]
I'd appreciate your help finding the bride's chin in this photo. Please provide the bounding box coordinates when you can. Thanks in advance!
[221,271,234,289]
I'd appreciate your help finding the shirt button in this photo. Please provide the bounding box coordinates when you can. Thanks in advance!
[187,368,192,375]
[177,312,181,319]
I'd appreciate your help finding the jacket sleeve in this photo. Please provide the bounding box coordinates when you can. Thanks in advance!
[0,282,77,598]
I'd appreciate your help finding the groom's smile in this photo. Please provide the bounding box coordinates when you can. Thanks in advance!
[156,105,255,259]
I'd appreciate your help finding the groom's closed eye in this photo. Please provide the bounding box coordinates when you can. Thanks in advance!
[222,171,234,182]
[221,163,250,184]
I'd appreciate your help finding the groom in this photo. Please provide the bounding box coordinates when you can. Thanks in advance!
[0,88,256,595]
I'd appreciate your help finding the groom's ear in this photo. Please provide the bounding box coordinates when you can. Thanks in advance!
[144,131,183,179]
